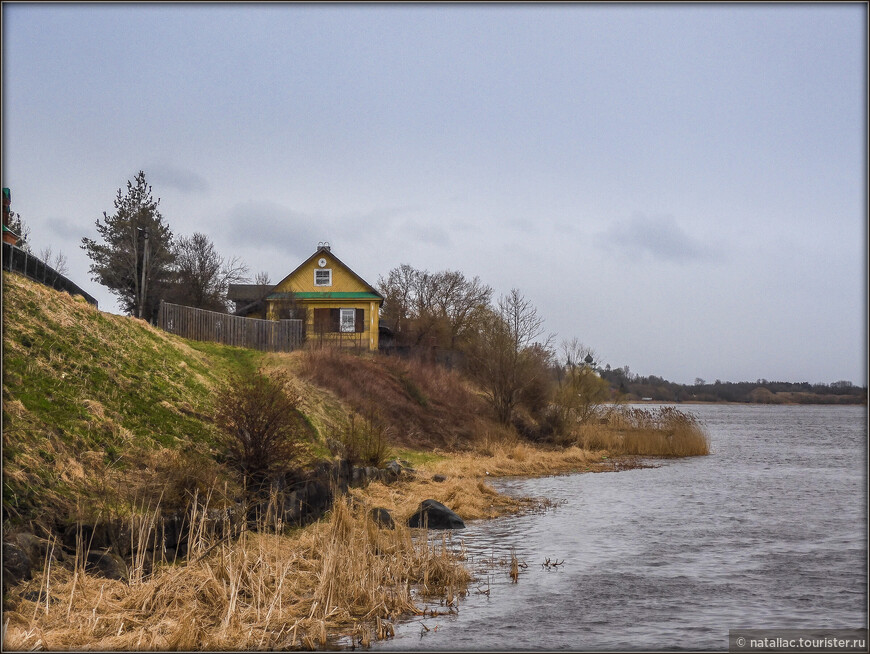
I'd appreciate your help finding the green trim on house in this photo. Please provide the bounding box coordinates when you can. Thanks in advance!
[267,291,383,301]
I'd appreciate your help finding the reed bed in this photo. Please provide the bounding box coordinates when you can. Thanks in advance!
[2,493,470,651]
[573,406,710,457]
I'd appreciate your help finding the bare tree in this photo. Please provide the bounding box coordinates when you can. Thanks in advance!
[37,246,69,275]
[377,265,493,349]
[5,195,69,274]
[554,338,612,426]
[500,288,547,353]
[253,270,271,285]
[172,232,249,311]
[214,368,307,495]
[410,269,445,345]
[377,263,418,339]
[5,211,31,250]
[432,270,493,349]
[466,289,553,424]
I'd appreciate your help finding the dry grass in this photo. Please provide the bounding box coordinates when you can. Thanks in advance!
[345,411,705,531]
[2,492,471,651]
[3,440,599,649]
[351,432,611,523]
[285,347,488,449]
[572,406,710,457]
[436,424,607,479]
[2,274,711,651]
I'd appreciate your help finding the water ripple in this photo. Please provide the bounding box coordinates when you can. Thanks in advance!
[373,405,867,651]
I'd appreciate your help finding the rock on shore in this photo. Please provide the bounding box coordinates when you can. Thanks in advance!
[406,499,466,529]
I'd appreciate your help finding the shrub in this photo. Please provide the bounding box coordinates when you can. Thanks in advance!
[331,407,393,468]
[553,363,611,426]
[214,368,308,493]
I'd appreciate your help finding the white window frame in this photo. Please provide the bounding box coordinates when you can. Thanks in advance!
[314,268,332,287]
[340,308,356,333]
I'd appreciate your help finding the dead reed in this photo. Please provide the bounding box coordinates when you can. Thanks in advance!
[2,490,470,651]
[573,406,710,457]
[509,548,520,583]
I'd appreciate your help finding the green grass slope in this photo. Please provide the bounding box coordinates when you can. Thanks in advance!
[2,272,265,529]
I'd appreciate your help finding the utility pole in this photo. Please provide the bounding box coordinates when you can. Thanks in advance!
[138,227,150,319]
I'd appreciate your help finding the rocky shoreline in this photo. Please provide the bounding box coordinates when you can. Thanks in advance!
[2,457,440,593]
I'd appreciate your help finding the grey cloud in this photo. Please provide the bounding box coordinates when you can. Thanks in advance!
[45,215,86,240]
[335,206,451,250]
[401,220,451,248]
[504,217,537,234]
[448,219,479,235]
[146,163,210,194]
[597,213,717,263]
[332,205,415,241]
[230,201,322,260]
[554,221,580,235]
[229,201,435,258]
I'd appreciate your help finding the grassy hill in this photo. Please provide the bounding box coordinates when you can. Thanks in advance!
[3,272,250,529]
[1,272,491,532]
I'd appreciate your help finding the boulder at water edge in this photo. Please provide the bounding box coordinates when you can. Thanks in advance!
[85,549,128,581]
[369,507,396,529]
[406,499,465,530]
[2,541,32,591]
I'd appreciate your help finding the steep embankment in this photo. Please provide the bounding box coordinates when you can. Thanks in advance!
[265,346,493,450]
[2,273,255,528]
[1,272,494,531]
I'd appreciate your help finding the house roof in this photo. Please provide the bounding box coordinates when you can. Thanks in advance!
[267,291,382,301]
[227,284,275,302]
[273,246,384,303]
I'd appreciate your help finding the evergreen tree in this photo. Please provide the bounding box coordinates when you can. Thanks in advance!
[81,171,174,322]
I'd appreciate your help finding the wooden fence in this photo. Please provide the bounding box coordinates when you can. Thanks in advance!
[157,301,303,352]
[2,242,98,306]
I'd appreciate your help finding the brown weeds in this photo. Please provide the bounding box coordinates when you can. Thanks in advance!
[574,407,710,457]
[509,549,520,583]
[290,347,487,449]
[2,490,470,651]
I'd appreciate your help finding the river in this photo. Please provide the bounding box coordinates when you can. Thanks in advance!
[371,404,868,651]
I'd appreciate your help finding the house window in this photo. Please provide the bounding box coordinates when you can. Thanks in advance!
[314,269,332,286]
[314,307,365,334]
[340,308,355,333]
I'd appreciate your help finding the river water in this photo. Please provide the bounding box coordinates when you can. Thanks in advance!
[372,404,868,651]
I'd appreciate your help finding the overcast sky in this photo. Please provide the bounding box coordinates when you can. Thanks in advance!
[2,3,866,386]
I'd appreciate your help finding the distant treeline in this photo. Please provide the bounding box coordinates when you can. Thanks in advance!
[598,367,867,404]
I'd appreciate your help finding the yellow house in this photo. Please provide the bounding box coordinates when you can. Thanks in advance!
[233,244,383,351]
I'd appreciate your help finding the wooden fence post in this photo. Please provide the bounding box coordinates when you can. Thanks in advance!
[156,302,303,352]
